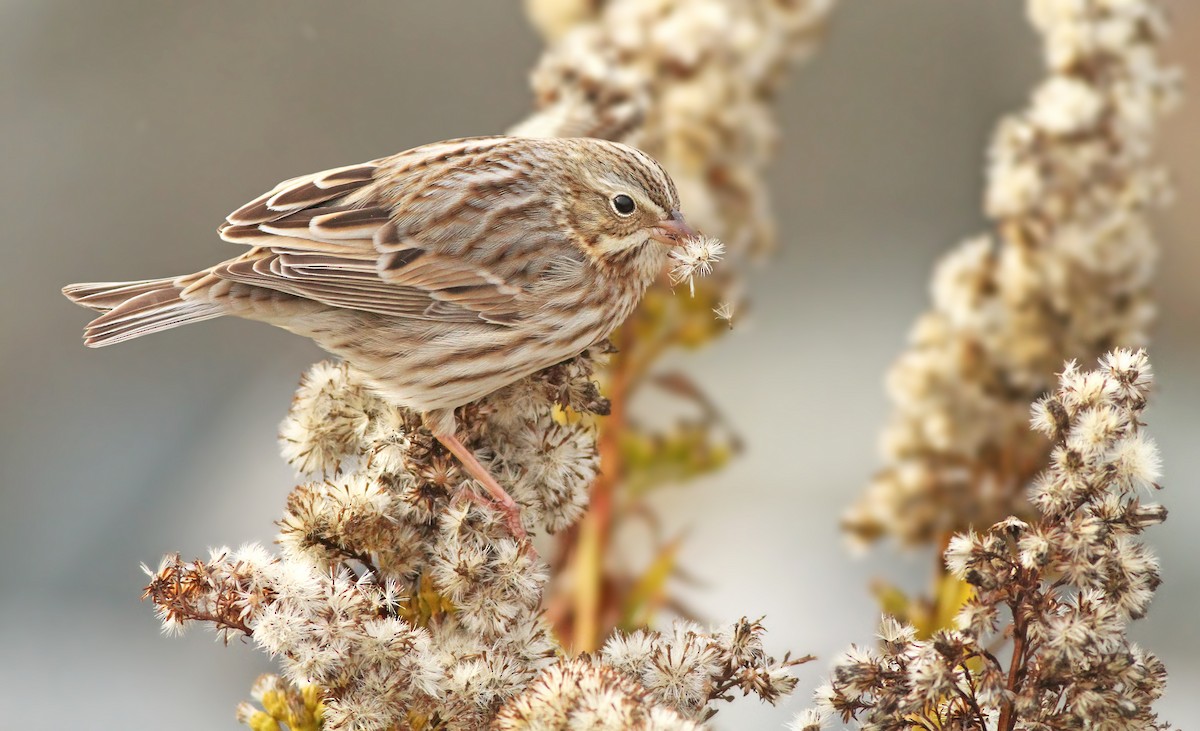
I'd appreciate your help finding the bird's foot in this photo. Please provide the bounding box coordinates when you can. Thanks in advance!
[455,484,530,546]
[430,421,535,556]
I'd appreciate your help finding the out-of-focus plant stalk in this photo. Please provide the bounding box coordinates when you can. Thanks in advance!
[848,0,1180,635]
[515,0,837,652]
[572,324,630,651]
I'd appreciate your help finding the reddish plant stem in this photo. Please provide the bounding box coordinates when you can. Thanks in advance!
[594,328,632,554]
[570,324,633,652]
[998,591,1028,731]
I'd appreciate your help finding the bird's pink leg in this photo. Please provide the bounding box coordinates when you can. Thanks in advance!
[430,427,529,545]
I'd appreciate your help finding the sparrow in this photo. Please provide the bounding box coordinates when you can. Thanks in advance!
[64,135,698,542]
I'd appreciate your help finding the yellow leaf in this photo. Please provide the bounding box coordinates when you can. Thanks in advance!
[301,684,324,713]
[871,580,912,622]
[396,573,455,628]
[246,712,281,731]
[618,537,682,631]
[260,691,288,721]
[932,573,973,632]
[620,425,733,495]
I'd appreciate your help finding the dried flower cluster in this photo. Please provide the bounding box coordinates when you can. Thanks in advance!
[145,356,591,729]
[498,618,808,730]
[496,659,702,731]
[144,355,801,729]
[846,0,1181,546]
[670,236,727,297]
[802,350,1170,730]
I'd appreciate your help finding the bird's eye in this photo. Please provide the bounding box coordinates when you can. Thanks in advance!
[611,194,636,216]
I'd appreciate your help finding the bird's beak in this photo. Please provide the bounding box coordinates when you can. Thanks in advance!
[649,210,699,246]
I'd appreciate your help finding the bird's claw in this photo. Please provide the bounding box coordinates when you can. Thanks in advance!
[455,484,536,556]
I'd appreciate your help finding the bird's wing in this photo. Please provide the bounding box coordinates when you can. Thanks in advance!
[211,137,571,325]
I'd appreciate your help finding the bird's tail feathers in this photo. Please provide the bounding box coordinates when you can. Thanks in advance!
[63,277,223,347]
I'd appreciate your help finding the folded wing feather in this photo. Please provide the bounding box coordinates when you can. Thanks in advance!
[213,150,528,326]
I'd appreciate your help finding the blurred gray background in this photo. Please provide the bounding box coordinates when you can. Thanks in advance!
[2,2,1197,729]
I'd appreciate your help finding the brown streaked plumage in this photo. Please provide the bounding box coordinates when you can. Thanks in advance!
[63,135,698,545]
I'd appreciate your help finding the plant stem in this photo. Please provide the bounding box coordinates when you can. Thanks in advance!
[571,324,633,652]
[998,592,1028,731]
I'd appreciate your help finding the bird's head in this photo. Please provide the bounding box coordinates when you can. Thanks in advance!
[555,139,699,269]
